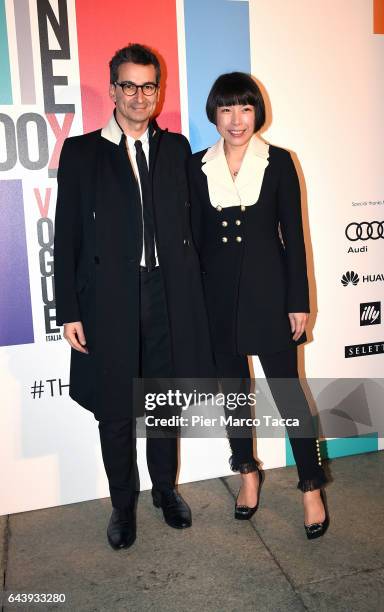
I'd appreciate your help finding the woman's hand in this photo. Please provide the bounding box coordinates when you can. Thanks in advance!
[288,312,308,341]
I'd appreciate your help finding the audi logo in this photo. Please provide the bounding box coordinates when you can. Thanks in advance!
[345,221,384,241]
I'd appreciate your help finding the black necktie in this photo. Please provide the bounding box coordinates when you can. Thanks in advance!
[134,139,156,271]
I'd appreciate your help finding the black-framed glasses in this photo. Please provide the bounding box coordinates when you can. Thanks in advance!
[114,81,158,96]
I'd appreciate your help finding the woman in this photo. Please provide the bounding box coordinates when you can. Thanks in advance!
[188,72,329,539]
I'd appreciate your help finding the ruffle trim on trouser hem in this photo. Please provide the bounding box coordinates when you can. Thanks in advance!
[297,473,328,492]
[229,455,259,474]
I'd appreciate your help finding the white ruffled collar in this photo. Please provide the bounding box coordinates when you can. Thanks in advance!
[201,134,269,208]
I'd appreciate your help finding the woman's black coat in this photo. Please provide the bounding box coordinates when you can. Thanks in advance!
[188,145,309,356]
[54,123,215,421]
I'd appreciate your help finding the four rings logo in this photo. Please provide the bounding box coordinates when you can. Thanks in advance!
[345,221,384,241]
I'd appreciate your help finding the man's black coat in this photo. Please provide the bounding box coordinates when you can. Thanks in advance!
[54,121,214,421]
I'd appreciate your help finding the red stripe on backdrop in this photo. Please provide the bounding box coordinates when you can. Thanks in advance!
[75,0,181,134]
[374,0,384,34]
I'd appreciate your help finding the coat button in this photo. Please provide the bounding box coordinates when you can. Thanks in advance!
[94,256,100,264]
[222,221,228,227]
[184,239,190,246]
[236,236,242,243]
[235,219,241,226]
[222,237,228,243]
[240,205,246,212]
[185,201,190,208]
[216,205,222,212]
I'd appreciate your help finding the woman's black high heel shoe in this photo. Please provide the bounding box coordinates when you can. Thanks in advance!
[235,463,264,520]
[304,489,329,540]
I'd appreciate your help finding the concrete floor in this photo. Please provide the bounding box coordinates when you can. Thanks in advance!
[1,452,383,612]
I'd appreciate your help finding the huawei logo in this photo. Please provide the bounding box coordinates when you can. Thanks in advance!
[341,271,360,286]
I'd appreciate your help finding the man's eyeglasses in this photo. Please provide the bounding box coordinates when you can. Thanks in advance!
[114,81,158,97]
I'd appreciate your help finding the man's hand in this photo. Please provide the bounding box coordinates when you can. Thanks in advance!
[288,312,309,341]
[63,321,88,353]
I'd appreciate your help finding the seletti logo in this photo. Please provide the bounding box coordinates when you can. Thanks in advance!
[360,302,381,326]
[345,341,384,358]
[345,221,384,241]
[341,271,359,286]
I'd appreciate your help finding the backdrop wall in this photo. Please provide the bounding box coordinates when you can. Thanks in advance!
[1,0,383,515]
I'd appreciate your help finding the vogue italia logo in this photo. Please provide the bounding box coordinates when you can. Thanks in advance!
[341,271,384,286]
[345,221,384,241]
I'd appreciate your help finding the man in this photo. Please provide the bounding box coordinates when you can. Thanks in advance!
[54,44,214,550]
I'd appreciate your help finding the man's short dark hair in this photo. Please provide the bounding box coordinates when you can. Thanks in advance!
[109,43,161,84]
[206,72,266,132]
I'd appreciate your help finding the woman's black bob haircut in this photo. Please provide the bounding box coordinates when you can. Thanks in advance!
[206,72,266,132]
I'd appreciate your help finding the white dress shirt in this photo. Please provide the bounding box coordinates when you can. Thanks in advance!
[125,130,159,267]
[101,114,158,267]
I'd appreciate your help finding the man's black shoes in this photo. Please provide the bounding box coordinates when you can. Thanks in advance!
[107,490,191,548]
[152,488,192,529]
[107,507,136,550]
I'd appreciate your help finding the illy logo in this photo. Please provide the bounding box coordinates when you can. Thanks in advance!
[360,302,381,326]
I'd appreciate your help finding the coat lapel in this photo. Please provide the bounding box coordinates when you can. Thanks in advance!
[94,129,143,260]
[148,120,163,179]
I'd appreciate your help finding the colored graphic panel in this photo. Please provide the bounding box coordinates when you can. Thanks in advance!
[0,0,12,104]
[75,0,181,133]
[14,0,36,104]
[285,433,379,466]
[0,180,34,346]
[184,0,251,152]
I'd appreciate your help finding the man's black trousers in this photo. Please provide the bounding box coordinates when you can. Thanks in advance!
[98,268,177,510]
